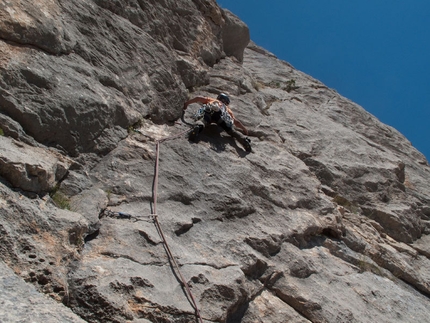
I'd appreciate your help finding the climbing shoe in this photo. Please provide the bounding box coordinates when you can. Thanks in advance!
[188,125,203,142]
[243,137,252,152]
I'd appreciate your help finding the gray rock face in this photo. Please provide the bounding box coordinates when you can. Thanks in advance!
[0,136,71,193]
[222,9,250,62]
[0,261,86,323]
[0,0,246,156]
[0,1,429,323]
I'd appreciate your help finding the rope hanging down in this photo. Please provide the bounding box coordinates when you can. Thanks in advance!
[151,130,204,323]
[106,123,203,322]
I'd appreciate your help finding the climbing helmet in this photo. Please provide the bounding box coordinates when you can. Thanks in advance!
[217,93,230,105]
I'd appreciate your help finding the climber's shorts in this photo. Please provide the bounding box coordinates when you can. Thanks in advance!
[203,111,232,132]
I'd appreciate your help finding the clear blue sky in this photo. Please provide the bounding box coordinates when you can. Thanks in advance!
[218,1,430,161]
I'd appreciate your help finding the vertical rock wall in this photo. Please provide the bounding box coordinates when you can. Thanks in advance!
[1,1,429,323]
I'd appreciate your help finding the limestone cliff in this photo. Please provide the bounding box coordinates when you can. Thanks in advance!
[0,1,429,322]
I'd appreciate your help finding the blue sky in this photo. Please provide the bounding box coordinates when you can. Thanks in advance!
[218,1,430,161]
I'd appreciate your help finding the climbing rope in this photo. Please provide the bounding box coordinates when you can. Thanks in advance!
[151,131,204,323]
[108,122,203,322]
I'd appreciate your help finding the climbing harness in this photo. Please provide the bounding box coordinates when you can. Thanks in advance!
[194,102,234,128]
[105,124,203,323]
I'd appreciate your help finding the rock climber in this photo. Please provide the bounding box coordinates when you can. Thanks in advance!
[183,93,252,152]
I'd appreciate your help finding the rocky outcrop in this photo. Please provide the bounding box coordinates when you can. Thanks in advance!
[1,1,429,323]
[0,136,71,193]
[0,261,86,323]
[0,0,247,157]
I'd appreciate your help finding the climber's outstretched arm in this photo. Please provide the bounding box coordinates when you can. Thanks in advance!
[233,119,249,135]
[183,96,210,110]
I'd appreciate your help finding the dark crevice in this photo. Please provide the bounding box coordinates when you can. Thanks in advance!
[226,302,249,323]
[99,252,167,267]
[272,288,321,323]
[410,244,430,259]
[244,236,283,257]
[0,37,69,56]
[225,283,265,323]
[174,223,193,236]
[301,157,335,186]
[395,276,430,299]
[175,216,203,234]
[261,270,284,288]
[241,259,268,280]
[227,271,312,323]
[188,262,237,270]
[322,227,342,239]
[286,226,343,251]
[138,229,160,245]
[84,229,100,243]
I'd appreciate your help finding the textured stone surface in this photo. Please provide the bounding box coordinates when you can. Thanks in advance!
[0,136,71,193]
[0,182,89,304]
[0,1,429,322]
[0,261,86,323]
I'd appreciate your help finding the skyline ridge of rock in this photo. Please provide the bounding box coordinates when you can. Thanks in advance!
[0,1,429,322]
